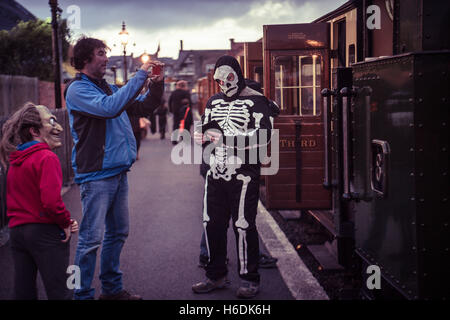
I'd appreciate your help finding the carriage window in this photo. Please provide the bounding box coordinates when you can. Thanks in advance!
[274,54,322,116]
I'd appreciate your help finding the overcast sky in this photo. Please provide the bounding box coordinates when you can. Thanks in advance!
[17,0,347,59]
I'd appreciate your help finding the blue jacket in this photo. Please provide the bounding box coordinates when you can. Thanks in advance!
[65,69,162,184]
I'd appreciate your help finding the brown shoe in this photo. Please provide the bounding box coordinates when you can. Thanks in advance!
[192,277,230,294]
[98,290,142,300]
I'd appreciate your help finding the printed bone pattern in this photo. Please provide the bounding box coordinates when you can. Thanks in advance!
[208,99,253,180]
[210,99,253,135]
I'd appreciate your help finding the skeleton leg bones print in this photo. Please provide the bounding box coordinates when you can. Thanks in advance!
[195,55,279,296]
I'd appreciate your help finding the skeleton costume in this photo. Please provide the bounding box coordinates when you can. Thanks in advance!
[201,56,279,284]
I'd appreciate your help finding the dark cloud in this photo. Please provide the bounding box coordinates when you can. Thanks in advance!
[17,0,344,32]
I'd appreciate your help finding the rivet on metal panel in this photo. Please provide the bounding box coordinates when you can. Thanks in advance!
[412,271,417,275]
[409,123,414,127]
[442,147,447,152]
[419,198,424,202]
[418,98,423,103]
[409,73,413,77]
[409,98,414,103]
[419,148,423,152]
[443,198,448,202]
[410,147,414,152]
[422,248,426,252]
[443,122,447,126]
[411,221,416,225]
[418,123,423,128]
[443,172,448,176]
[419,173,424,177]
[410,197,415,201]
[423,273,428,277]
[412,246,416,250]
[410,172,414,177]
[420,223,425,227]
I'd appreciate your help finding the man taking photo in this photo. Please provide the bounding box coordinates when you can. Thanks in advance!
[65,36,164,300]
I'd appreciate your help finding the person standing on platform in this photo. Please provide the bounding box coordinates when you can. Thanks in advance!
[192,56,279,299]
[169,80,192,144]
[154,98,168,139]
[0,102,79,300]
[65,37,164,300]
[197,79,278,270]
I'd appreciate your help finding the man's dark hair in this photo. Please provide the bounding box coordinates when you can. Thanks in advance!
[71,37,108,70]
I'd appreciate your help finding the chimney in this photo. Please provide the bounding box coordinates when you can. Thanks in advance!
[180,40,183,51]
[229,38,235,48]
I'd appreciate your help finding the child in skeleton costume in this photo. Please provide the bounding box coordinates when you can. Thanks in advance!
[192,56,279,298]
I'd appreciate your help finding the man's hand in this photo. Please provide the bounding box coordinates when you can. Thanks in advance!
[141,60,164,80]
[205,129,222,145]
[140,61,153,72]
[194,131,204,145]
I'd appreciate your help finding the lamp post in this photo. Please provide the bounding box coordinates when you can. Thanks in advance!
[119,21,129,83]
[49,0,62,108]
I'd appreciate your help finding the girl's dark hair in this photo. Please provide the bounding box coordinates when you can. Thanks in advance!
[0,102,42,166]
[71,36,108,70]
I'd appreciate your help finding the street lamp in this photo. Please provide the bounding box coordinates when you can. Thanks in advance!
[119,21,129,83]
[49,0,62,108]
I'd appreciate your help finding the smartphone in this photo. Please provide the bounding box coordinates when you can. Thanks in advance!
[152,65,161,76]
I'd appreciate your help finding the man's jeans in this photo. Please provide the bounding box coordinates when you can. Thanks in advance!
[74,172,129,300]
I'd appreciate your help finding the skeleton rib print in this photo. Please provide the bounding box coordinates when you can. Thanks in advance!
[210,99,253,135]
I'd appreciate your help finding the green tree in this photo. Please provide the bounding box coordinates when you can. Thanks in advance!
[0,19,71,81]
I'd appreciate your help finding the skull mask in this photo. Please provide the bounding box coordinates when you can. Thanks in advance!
[214,65,239,98]
[213,55,245,101]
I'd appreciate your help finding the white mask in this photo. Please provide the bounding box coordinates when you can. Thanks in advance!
[213,65,239,97]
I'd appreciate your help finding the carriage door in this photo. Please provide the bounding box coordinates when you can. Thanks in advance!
[263,23,331,210]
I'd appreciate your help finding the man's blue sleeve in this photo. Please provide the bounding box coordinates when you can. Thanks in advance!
[66,69,148,118]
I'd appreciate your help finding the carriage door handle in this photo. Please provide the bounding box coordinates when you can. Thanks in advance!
[341,86,373,202]
[321,88,336,189]
[340,87,356,200]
